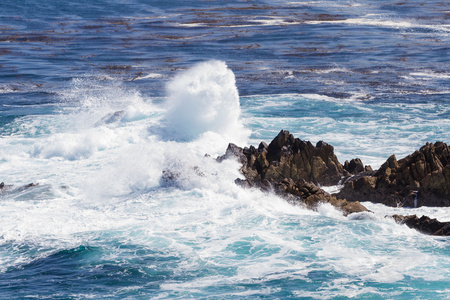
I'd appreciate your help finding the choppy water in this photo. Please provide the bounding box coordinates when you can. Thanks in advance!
[1,0,449,299]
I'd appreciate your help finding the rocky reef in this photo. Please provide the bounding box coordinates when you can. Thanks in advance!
[218,130,368,215]
[219,130,450,236]
[392,214,450,236]
[337,142,450,207]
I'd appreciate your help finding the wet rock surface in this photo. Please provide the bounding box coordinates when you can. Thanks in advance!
[219,129,346,186]
[219,130,368,215]
[219,130,449,235]
[392,214,450,236]
[337,142,450,208]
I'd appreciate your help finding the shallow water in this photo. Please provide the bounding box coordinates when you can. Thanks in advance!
[1,0,449,299]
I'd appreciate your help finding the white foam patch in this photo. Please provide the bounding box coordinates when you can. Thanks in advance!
[409,71,450,80]
[31,127,116,160]
[249,16,303,27]
[317,202,346,220]
[299,281,383,299]
[306,17,450,33]
[362,202,450,222]
[134,73,164,80]
[177,16,302,28]
[321,185,343,194]
[300,92,371,103]
[0,86,17,94]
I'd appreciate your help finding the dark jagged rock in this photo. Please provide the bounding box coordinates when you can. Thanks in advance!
[219,130,368,215]
[337,142,450,207]
[392,214,450,236]
[273,178,367,215]
[219,132,449,234]
[344,158,365,174]
[217,143,248,166]
[222,129,347,186]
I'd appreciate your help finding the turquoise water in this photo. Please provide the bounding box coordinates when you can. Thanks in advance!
[1,0,450,299]
[242,94,450,167]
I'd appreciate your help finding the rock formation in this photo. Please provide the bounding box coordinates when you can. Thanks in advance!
[343,158,372,174]
[337,142,450,207]
[392,214,450,236]
[218,130,449,236]
[219,130,346,186]
[218,130,368,215]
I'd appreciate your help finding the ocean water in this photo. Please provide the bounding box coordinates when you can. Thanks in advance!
[1,0,449,299]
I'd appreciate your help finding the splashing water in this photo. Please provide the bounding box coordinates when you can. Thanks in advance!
[0,57,449,299]
[161,60,250,145]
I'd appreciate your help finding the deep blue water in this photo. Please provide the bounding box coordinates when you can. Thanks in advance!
[1,0,449,299]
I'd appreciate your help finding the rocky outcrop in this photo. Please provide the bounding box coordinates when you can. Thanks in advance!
[220,129,346,186]
[273,178,368,215]
[219,130,368,215]
[392,214,450,236]
[337,142,450,207]
[235,176,367,215]
[343,158,372,174]
[218,131,450,235]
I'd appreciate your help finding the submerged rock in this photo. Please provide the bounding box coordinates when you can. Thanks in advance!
[337,142,450,207]
[0,182,38,194]
[94,110,126,126]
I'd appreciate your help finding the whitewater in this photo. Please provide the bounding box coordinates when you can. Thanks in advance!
[0,59,448,299]
[1,0,450,299]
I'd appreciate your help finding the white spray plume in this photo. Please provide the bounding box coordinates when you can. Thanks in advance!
[161,60,249,146]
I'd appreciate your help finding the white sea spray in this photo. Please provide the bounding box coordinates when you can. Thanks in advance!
[161,60,250,147]
[0,61,449,299]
